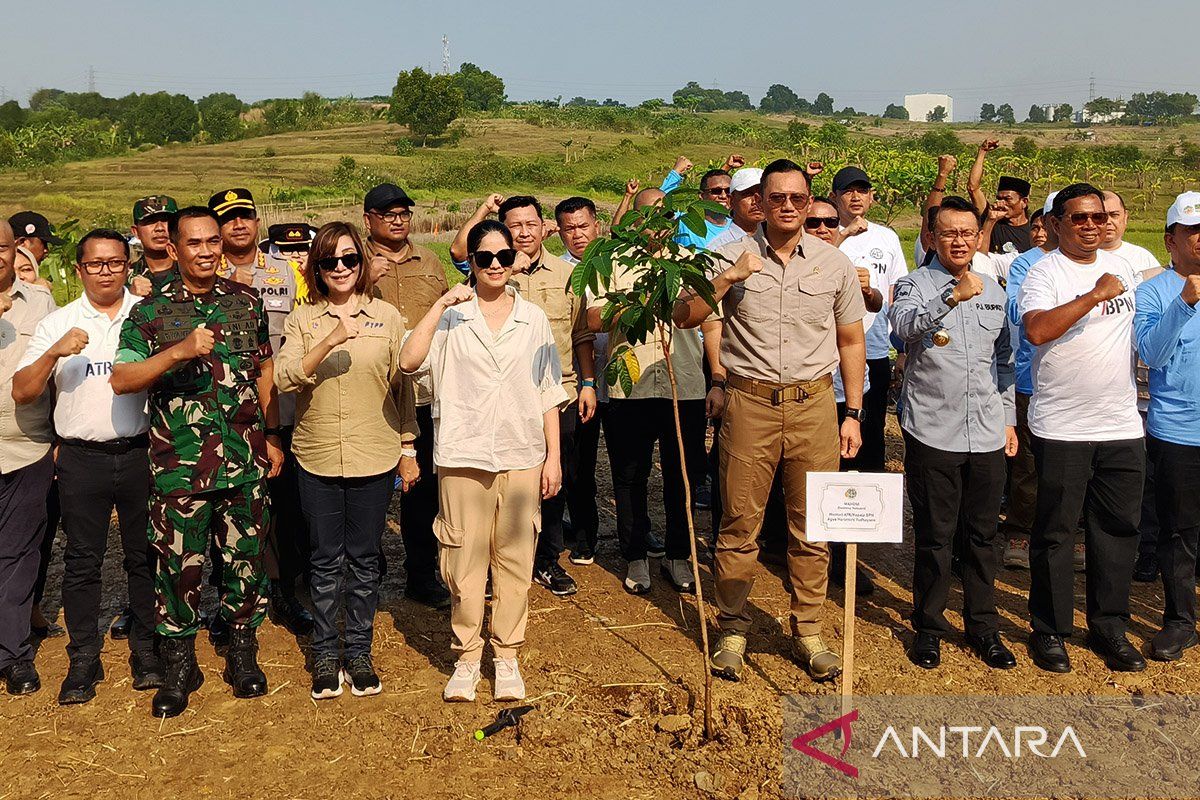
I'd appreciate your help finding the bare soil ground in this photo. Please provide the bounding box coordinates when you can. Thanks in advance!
[1,419,1193,800]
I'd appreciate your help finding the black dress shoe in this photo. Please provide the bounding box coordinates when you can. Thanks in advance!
[1149,626,1200,662]
[1085,630,1147,672]
[130,649,165,691]
[1133,552,1158,583]
[58,658,104,705]
[29,621,65,640]
[110,607,132,640]
[208,614,231,648]
[2,660,41,695]
[908,632,941,669]
[966,632,1017,670]
[269,585,315,637]
[1028,632,1072,673]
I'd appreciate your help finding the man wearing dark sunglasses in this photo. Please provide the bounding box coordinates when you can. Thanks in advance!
[361,182,452,610]
[1018,183,1146,675]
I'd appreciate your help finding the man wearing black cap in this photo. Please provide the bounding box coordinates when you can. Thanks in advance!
[7,212,65,264]
[362,183,451,609]
[968,140,1034,255]
[208,188,264,283]
[129,195,179,296]
[254,222,316,635]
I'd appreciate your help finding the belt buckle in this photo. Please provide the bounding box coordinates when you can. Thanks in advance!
[771,386,809,405]
[771,386,785,406]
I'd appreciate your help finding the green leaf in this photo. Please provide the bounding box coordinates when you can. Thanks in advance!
[681,209,707,239]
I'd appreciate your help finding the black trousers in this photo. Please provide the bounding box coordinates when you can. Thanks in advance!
[397,405,440,582]
[33,479,59,606]
[57,443,156,659]
[1137,446,1160,561]
[904,432,1006,637]
[0,453,54,670]
[264,428,311,592]
[1029,436,1144,638]
[606,398,706,562]
[843,357,891,472]
[535,406,578,570]
[1148,436,1200,630]
[567,404,603,554]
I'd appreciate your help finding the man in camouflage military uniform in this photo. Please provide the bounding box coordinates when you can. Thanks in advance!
[112,207,284,718]
[128,195,179,296]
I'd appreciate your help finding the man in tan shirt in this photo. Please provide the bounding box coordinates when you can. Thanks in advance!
[362,182,451,609]
[450,195,597,596]
[675,158,867,683]
[587,187,722,597]
[0,218,58,695]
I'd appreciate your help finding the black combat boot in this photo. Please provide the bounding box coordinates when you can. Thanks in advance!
[152,636,203,718]
[223,626,267,698]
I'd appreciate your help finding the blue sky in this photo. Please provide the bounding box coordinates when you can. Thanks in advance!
[2,0,1193,119]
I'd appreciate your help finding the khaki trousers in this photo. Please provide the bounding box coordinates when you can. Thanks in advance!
[714,382,839,636]
[435,466,542,660]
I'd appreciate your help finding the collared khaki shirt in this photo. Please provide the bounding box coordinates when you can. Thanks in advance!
[275,294,418,478]
[0,279,56,473]
[509,248,594,403]
[367,238,448,407]
[715,229,866,384]
[588,262,706,402]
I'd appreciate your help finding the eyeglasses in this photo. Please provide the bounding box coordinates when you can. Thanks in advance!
[1065,212,1110,227]
[371,209,413,224]
[316,253,362,272]
[79,258,129,275]
[472,249,518,269]
[804,217,840,230]
[936,229,979,242]
[766,193,810,209]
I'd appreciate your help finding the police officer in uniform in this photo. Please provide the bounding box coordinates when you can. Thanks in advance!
[111,207,285,717]
[256,223,316,635]
[889,196,1019,671]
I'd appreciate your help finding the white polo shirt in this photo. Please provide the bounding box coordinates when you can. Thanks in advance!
[838,221,908,361]
[18,290,150,441]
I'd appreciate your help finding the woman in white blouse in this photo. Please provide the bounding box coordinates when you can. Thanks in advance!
[400,219,565,704]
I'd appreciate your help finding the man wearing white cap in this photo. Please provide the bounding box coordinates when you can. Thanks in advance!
[708,168,765,250]
[999,191,1060,569]
[1133,191,1200,662]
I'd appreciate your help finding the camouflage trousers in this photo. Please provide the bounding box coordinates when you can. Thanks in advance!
[150,481,270,638]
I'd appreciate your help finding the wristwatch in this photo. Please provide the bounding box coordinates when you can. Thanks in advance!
[400,447,418,459]
[264,427,284,437]
[941,286,959,309]
[843,408,864,422]
[581,378,597,389]
[711,379,727,391]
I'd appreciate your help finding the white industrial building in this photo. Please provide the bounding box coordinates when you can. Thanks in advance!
[904,93,954,123]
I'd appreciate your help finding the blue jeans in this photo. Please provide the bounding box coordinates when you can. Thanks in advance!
[297,466,394,658]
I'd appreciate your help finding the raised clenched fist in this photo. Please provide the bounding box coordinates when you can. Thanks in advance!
[724,154,746,171]
[368,255,391,284]
[937,154,958,175]
[673,156,693,175]
[1090,273,1126,303]
[980,139,1000,153]
[625,178,640,197]
[441,283,475,307]
[725,251,763,283]
[843,216,868,237]
[805,161,825,178]
[1181,274,1200,307]
[482,193,504,215]
[179,325,215,360]
[952,271,985,303]
[0,293,12,316]
[856,267,872,293]
[52,327,89,358]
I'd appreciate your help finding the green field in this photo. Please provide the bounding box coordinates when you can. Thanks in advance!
[3,112,1193,275]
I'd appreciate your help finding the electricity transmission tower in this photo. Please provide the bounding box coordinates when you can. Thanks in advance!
[441,36,451,75]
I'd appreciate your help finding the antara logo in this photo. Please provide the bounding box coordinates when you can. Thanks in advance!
[792,709,1087,778]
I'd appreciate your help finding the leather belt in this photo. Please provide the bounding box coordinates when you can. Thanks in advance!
[726,374,832,406]
[59,435,149,454]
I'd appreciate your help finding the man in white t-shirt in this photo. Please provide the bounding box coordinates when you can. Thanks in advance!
[11,229,159,705]
[1017,183,1146,675]
[831,166,907,473]
[1101,190,1161,273]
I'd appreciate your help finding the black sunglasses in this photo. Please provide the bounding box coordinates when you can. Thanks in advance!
[472,248,518,269]
[316,253,362,272]
[804,216,840,230]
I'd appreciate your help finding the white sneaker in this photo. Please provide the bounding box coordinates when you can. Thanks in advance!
[493,657,526,701]
[661,558,695,593]
[624,558,651,594]
[443,659,482,702]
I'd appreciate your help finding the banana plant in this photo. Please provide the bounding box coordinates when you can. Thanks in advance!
[569,189,727,740]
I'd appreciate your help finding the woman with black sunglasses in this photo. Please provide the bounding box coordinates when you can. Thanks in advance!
[275,221,419,700]
[400,219,566,704]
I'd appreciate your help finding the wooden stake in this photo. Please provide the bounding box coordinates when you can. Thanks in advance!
[841,542,857,719]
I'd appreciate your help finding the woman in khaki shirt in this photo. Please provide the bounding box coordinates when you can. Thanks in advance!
[400,220,566,705]
[275,222,418,701]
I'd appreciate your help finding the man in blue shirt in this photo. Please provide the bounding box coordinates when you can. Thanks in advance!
[1133,191,1200,662]
[659,154,744,248]
[1001,192,1057,569]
